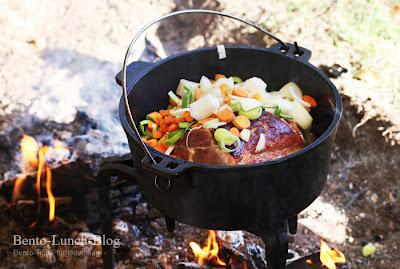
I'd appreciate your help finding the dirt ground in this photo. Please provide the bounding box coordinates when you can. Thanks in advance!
[0,0,399,268]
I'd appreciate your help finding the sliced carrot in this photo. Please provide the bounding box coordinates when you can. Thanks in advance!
[217,108,235,123]
[191,122,202,128]
[232,87,249,97]
[184,111,194,122]
[168,123,179,133]
[176,117,186,123]
[146,139,158,147]
[164,116,177,125]
[215,74,225,80]
[155,144,168,153]
[152,130,162,139]
[160,109,170,118]
[195,88,202,100]
[147,120,157,132]
[229,127,240,137]
[160,119,168,134]
[169,98,177,106]
[198,118,215,124]
[223,96,232,104]
[219,83,229,96]
[302,95,318,107]
[147,112,162,124]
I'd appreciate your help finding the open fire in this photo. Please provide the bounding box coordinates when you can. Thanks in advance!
[319,240,346,269]
[189,230,226,267]
[12,135,73,222]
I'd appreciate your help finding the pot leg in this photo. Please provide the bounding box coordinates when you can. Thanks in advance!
[261,228,288,269]
[164,216,176,232]
[288,215,298,234]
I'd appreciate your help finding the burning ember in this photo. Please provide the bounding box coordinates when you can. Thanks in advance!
[12,135,73,222]
[319,240,345,269]
[189,230,226,267]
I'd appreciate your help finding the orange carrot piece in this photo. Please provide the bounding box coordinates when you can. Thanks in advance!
[152,130,162,139]
[232,87,249,97]
[160,119,168,134]
[195,88,202,100]
[164,116,177,125]
[191,122,202,128]
[217,108,235,123]
[148,112,162,124]
[229,127,240,137]
[198,118,215,124]
[219,83,229,96]
[223,96,232,104]
[147,121,157,132]
[176,117,186,123]
[215,74,225,80]
[184,111,194,122]
[169,98,177,106]
[168,123,179,133]
[302,95,318,107]
[160,109,170,118]
[146,139,158,147]
[155,144,168,153]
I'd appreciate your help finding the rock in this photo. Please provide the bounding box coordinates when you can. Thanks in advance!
[370,193,378,203]
[131,242,152,266]
[217,230,244,249]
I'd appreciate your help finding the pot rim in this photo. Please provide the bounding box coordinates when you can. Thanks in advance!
[119,45,342,170]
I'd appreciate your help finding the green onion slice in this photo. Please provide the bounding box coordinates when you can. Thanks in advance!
[219,136,241,153]
[232,76,242,84]
[168,90,181,104]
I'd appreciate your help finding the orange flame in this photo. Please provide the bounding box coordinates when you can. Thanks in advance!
[45,166,55,221]
[12,175,26,202]
[12,135,67,222]
[189,230,226,266]
[320,240,346,269]
[20,135,39,170]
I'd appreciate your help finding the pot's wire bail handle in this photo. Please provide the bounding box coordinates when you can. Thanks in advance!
[121,9,289,165]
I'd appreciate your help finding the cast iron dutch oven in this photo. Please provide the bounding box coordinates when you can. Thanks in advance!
[116,10,342,237]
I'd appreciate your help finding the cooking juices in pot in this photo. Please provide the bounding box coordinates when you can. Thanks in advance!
[140,74,318,165]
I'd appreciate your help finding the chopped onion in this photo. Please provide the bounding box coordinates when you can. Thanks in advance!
[176,79,199,97]
[279,82,303,100]
[237,77,267,96]
[203,119,227,129]
[170,108,190,117]
[286,101,313,129]
[213,77,234,95]
[189,94,220,121]
[200,76,213,94]
[255,133,266,153]
[290,88,311,108]
[240,129,251,142]
[231,96,262,111]
[217,44,226,59]
[165,145,175,155]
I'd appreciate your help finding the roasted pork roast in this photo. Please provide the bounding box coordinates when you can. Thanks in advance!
[173,112,305,165]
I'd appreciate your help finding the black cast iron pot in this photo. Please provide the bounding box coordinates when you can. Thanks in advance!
[115,10,342,269]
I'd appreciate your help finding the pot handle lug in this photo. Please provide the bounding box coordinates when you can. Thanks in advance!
[270,42,312,62]
[141,153,191,178]
[115,61,153,87]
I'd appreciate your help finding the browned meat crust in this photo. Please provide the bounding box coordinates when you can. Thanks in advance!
[173,112,304,165]
[234,113,304,164]
[174,128,236,165]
